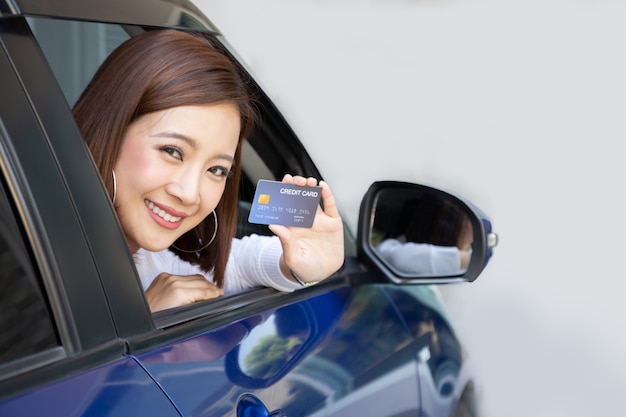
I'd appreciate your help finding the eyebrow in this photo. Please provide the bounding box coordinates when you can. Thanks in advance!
[153,131,198,148]
[152,131,235,164]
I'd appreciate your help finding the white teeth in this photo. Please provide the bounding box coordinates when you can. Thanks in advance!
[145,199,182,222]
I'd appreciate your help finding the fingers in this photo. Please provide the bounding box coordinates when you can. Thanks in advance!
[146,273,223,312]
[281,173,318,188]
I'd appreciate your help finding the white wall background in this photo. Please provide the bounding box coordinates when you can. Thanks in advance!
[197,1,626,416]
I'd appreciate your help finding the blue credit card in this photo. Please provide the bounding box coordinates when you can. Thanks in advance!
[248,180,322,227]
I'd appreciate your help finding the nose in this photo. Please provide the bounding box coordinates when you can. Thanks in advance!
[165,167,202,205]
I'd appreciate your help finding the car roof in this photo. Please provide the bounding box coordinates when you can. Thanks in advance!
[0,0,219,33]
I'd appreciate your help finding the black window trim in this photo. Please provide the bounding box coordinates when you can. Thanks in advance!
[2,0,218,34]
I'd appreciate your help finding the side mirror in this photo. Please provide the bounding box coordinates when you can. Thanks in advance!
[357,181,497,283]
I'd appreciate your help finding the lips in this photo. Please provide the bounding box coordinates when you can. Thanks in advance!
[145,199,184,223]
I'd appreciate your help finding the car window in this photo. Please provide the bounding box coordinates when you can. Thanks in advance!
[0,163,60,377]
[28,18,350,326]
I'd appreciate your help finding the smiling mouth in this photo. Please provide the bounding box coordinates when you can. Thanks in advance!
[145,199,183,223]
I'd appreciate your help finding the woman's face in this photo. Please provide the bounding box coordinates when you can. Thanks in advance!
[114,104,240,253]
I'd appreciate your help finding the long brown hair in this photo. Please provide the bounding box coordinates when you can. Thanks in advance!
[73,29,256,287]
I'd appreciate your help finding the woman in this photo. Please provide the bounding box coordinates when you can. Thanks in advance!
[73,29,344,312]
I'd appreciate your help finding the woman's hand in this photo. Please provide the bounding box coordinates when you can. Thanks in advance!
[270,174,344,285]
[145,272,224,312]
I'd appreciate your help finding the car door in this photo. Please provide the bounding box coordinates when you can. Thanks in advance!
[0,16,179,415]
[132,283,420,417]
[14,9,422,415]
[0,11,413,417]
[6,8,418,416]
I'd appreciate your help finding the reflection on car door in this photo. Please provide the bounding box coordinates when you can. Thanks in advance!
[135,285,422,416]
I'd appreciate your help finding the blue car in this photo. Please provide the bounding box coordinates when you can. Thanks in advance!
[0,1,497,416]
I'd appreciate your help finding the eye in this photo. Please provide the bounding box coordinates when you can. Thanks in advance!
[208,165,233,179]
[160,146,183,161]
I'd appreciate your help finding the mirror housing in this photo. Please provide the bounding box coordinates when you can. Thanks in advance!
[357,181,496,284]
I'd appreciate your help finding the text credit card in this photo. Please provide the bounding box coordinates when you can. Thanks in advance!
[248,180,321,227]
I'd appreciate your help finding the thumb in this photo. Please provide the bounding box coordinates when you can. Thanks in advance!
[268,224,291,242]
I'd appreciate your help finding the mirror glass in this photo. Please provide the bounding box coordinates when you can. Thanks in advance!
[370,188,473,278]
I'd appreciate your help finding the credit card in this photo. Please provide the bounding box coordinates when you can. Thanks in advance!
[248,179,322,227]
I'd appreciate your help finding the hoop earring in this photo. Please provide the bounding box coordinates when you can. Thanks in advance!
[172,210,218,253]
[112,170,117,204]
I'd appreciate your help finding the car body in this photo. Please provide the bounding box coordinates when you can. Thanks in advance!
[0,1,496,416]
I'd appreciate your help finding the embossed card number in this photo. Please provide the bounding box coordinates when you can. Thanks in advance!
[248,180,321,228]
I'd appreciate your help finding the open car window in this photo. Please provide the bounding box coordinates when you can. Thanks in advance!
[29,17,352,327]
